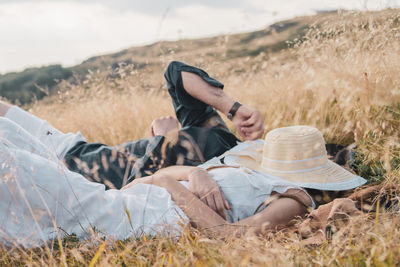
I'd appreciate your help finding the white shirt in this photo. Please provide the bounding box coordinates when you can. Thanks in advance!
[0,117,185,247]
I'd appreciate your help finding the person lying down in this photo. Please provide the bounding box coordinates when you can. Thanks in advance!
[0,114,366,247]
[0,118,308,246]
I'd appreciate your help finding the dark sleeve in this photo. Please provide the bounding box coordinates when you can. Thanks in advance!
[164,61,224,127]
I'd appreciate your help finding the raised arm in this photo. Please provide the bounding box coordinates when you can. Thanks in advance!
[181,71,264,140]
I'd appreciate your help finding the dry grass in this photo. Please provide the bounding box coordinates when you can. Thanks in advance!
[1,9,400,266]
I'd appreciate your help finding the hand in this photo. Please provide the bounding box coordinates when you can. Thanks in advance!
[188,169,231,220]
[150,116,180,136]
[232,105,264,140]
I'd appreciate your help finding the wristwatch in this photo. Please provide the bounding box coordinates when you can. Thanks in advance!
[227,102,242,120]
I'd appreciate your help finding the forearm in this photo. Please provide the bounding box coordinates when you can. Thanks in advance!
[123,175,227,229]
[121,166,198,190]
[152,175,227,230]
[181,70,264,140]
[154,165,204,181]
[122,166,213,197]
[181,71,235,115]
[236,197,308,235]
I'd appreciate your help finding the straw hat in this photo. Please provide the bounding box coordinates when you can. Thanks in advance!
[223,126,366,191]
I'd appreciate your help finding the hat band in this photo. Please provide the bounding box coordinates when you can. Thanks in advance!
[261,162,329,174]
[262,155,328,172]
[262,152,327,163]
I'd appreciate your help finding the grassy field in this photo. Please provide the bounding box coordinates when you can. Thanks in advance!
[1,9,400,266]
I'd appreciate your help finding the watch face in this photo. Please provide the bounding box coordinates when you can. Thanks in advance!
[227,113,233,120]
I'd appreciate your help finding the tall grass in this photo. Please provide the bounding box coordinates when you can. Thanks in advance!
[2,9,400,266]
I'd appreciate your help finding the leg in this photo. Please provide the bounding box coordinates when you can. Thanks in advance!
[164,61,240,161]
[63,142,135,190]
[64,134,193,189]
[1,101,85,158]
[0,101,135,189]
[0,142,186,245]
[0,117,58,162]
[164,61,227,128]
[64,136,167,190]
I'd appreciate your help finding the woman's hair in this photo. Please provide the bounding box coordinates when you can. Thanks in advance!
[305,188,354,207]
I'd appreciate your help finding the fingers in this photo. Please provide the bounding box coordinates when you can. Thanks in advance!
[240,110,261,127]
[241,123,264,140]
[234,107,265,140]
[201,189,228,220]
[241,119,262,133]
[222,192,231,210]
[205,194,224,220]
[240,113,257,127]
[240,111,264,140]
[213,191,227,220]
[208,194,227,220]
[240,124,264,140]
[188,172,229,219]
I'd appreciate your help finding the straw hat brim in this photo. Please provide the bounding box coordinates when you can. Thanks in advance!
[223,141,367,191]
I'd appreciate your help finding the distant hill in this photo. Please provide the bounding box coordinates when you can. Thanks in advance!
[0,12,334,105]
[0,65,72,105]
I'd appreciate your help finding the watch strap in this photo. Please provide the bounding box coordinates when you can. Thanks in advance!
[227,102,242,120]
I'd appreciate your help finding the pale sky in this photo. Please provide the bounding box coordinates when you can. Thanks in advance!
[0,0,398,74]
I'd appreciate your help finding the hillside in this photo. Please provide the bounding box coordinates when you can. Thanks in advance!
[0,12,332,104]
[1,8,400,266]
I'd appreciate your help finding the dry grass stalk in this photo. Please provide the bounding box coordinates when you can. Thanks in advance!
[1,8,399,266]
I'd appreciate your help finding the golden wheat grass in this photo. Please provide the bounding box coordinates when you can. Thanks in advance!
[1,8,399,266]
